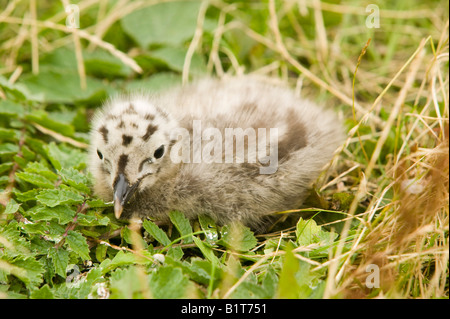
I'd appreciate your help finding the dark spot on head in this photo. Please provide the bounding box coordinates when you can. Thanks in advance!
[117,154,129,175]
[144,113,155,121]
[125,104,137,114]
[106,114,119,121]
[131,122,138,129]
[142,123,158,141]
[99,126,108,143]
[122,135,133,146]
[117,120,125,129]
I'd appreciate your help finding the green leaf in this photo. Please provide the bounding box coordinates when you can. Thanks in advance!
[30,284,54,299]
[36,189,84,207]
[28,205,76,224]
[44,142,86,170]
[24,161,59,182]
[19,69,105,103]
[121,1,202,48]
[0,128,20,140]
[219,224,257,252]
[7,256,45,288]
[193,236,220,267]
[4,199,20,215]
[169,211,193,243]
[65,231,90,260]
[48,247,70,277]
[59,168,90,194]
[276,246,300,299]
[16,171,55,188]
[198,215,218,243]
[149,266,193,299]
[25,110,75,137]
[0,143,18,156]
[296,217,322,246]
[109,266,143,299]
[142,220,171,246]
[151,47,206,75]
[0,100,24,118]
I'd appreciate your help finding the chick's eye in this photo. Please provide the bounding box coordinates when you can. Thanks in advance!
[97,150,103,160]
[154,145,165,159]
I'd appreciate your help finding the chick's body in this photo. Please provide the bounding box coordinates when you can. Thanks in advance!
[89,77,344,231]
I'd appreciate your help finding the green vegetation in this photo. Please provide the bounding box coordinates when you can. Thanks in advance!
[0,0,448,299]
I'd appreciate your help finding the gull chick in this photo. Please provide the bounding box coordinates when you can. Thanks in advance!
[89,77,344,231]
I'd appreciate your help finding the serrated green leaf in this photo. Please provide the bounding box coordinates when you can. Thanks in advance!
[143,220,171,246]
[36,189,84,207]
[24,161,59,182]
[0,143,18,156]
[28,205,76,224]
[48,247,70,277]
[169,211,193,243]
[30,284,54,299]
[44,142,86,170]
[58,167,90,194]
[149,266,192,299]
[16,171,55,188]
[4,199,20,215]
[8,257,45,288]
[65,231,90,260]
[0,128,20,140]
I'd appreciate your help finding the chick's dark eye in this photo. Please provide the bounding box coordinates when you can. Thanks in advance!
[153,145,165,159]
[97,150,103,160]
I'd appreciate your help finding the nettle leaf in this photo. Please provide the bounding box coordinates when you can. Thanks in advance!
[28,205,76,224]
[16,171,55,189]
[219,224,257,252]
[24,161,59,182]
[65,230,90,261]
[4,199,20,215]
[169,211,193,243]
[36,189,84,207]
[48,247,70,277]
[0,128,20,140]
[121,1,202,48]
[8,256,45,288]
[30,284,54,299]
[0,143,19,156]
[44,142,86,170]
[59,168,90,194]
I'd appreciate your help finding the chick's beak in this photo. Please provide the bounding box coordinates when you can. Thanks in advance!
[113,174,138,219]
